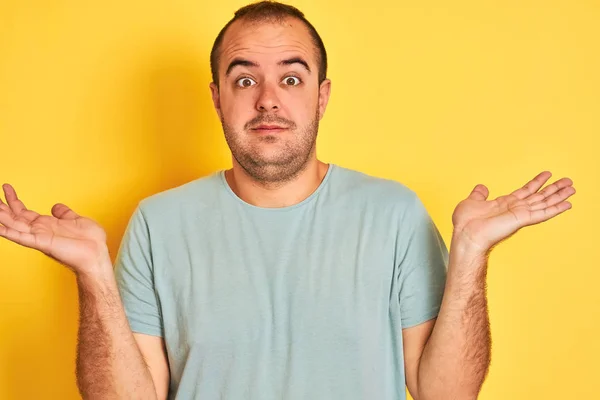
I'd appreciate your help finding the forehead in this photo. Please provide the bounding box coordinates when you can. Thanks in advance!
[219,18,316,69]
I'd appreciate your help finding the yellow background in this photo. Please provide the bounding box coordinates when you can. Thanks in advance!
[1,0,598,398]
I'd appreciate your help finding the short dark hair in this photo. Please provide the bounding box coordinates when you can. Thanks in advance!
[210,1,328,88]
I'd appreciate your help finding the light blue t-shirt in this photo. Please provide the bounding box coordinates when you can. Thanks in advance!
[114,163,448,400]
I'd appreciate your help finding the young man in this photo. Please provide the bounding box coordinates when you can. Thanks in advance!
[0,2,575,399]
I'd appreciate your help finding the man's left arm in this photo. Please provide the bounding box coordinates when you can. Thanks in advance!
[405,171,575,400]
[405,236,491,400]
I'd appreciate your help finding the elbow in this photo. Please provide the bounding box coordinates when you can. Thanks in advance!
[416,381,482,400]
[417,392,479,400]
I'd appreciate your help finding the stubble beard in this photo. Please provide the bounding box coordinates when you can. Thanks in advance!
[221,108,320,185]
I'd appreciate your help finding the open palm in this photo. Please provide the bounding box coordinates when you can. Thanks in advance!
[0,183,110,274]
[452,171,575,253]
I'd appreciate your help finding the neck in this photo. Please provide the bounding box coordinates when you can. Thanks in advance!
[224,158,329,208]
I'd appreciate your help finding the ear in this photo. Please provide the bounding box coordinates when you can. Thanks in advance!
[317,79,331,120]
[209,82,222,120]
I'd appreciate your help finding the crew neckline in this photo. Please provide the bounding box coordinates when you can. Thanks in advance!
[219,163,336,212]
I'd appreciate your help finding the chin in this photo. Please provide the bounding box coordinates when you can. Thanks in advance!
[239,154,308,183]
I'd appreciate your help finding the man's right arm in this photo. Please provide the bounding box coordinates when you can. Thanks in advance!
[75,265,169,400]
[0,185,169,398]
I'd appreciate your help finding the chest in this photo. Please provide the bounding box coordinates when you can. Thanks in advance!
[154,211,399,350]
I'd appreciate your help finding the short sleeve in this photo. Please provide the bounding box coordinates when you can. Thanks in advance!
[113,204,164,337]
[397,193,448,328]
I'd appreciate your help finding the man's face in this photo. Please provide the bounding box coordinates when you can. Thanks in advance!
[210,18,331,183]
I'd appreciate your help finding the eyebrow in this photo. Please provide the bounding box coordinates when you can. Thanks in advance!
[225,58,259,77]
[278,57,311,73]
[225,57,312,77]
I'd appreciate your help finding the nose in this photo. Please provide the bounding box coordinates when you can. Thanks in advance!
[255,82,280,112]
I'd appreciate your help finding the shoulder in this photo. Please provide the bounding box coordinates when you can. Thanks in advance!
[135,171,222,219]
[329,164,419,211]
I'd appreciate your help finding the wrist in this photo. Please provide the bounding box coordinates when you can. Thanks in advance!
[76,259,116,292]
[450,230,490,260]
[448,233,490,279]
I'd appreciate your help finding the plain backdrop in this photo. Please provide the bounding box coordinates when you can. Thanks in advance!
[1,1,598,399]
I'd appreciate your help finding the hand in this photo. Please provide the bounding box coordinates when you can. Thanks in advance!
[0,183,111,277]
[451,171,575,255]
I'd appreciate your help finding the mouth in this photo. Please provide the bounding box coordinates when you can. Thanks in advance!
[251,125,288,133]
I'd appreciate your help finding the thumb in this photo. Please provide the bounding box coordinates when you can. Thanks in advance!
[51,203,80,220]
[468,184,489,201]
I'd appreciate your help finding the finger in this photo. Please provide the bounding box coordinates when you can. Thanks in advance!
[0,193,10,213]
[527,177,574,205]
[510,171,552,200]
[527,201,572,225]
[18,209,41,222]
[0,206,40,227]
[530,186,576,211]
[468,184,489,201]
[51,203,80,220]
[1,185,40,223]
[0,208,31,232]
[2,184,27,214]
[0,224,38,249]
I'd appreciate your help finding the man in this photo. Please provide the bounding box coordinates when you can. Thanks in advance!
[0,1,576,399]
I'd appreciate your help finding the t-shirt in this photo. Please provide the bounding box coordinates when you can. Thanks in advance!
[113,163,448,400]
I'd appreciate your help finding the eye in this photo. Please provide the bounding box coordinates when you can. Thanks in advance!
[236,77,256,88]
[282,76,301,86]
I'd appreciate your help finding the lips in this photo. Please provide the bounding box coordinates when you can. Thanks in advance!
[253,125,286,130]
[251,125,289,134]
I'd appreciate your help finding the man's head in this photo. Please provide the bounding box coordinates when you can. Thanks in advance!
[209,1,331,184]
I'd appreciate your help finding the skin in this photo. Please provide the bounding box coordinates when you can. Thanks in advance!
[0,15,576,400]
[209,18,331,208]
[411,173,575,399]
